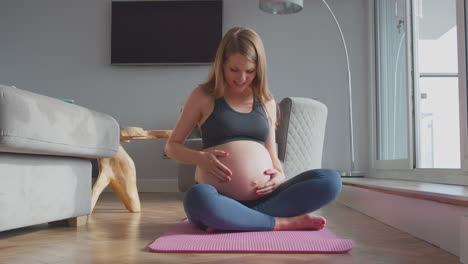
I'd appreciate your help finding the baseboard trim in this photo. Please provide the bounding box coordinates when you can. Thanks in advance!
[102,179,179,193]
[138,179,179,192]
[337,185,468,260]
[462,216,468,263]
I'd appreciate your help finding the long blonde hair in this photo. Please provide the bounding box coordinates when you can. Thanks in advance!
[200,27,275,125]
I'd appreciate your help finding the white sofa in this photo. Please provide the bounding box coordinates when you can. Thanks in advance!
[0,84,120,231]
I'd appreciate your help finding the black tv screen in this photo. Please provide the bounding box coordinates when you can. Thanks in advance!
[111,0,223,65]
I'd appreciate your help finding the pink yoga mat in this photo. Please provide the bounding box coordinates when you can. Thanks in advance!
[148,220,354,253]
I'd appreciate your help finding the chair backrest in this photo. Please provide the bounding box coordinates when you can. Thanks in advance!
[276,97,328,179]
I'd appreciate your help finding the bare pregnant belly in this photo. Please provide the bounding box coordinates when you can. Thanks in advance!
[195,140,273,201]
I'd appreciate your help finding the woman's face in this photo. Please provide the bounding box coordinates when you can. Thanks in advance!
[223,52,257,94]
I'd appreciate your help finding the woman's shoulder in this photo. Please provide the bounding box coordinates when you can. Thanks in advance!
[189,85,213,102]
[184,86,215,115]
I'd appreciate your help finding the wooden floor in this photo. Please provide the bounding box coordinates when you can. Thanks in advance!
[0,193,460,264]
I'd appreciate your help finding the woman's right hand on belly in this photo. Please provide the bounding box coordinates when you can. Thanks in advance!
[198,150,233,182]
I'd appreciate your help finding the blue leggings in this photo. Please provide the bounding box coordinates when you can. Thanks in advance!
[183,169,342,231]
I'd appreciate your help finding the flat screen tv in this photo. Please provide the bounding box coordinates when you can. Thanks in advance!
[111,0,223,65]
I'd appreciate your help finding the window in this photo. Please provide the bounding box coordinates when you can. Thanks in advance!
[373,0,468,183]
[414,0,460,169]
[375,0,413,170]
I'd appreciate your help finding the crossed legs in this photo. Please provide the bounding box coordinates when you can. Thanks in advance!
[183,169,342,231]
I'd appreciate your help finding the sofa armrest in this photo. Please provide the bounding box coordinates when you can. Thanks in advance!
[0,85,120,158]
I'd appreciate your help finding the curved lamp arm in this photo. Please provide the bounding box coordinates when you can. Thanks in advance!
[259,0,364,176]
[321,0,362,176]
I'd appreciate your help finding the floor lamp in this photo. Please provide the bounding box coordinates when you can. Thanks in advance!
[259,0,365,177]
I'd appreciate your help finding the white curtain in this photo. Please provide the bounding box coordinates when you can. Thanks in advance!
[376,0,409,160]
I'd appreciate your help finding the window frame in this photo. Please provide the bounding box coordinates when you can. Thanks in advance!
[370,0,468,184]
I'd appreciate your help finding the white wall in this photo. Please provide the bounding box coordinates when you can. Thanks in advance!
[0,0,371,190]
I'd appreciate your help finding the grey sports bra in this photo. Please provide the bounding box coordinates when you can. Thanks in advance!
[200,97,269,149]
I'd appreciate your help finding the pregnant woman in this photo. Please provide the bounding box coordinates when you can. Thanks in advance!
[165,27,342,232]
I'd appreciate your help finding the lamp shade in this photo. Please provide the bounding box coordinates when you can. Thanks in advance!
[259,0,303,14]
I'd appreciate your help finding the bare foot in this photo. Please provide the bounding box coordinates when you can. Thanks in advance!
[205,227,217,233]
[273,213,326,231]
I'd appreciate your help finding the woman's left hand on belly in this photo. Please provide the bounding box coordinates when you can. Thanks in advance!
[255,168,286,196]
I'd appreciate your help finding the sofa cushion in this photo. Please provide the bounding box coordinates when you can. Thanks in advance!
[0,84,119,158]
